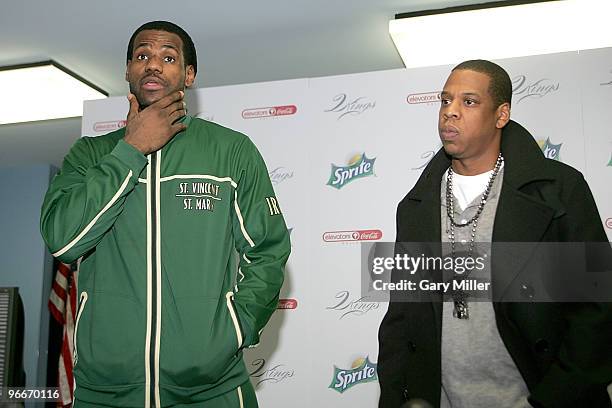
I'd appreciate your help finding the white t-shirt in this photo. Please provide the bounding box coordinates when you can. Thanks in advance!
[447,162,505,211]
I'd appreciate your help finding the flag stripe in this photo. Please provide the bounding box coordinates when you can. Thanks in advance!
[48,261,79,407]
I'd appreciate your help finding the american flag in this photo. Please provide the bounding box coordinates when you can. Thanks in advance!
[48,261,79,407]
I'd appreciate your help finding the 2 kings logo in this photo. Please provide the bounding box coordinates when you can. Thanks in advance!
[326,291,379,320]
[512,75,560,103]
[325,93,376,120]
[269,167,294,185]
[249,358,295,388]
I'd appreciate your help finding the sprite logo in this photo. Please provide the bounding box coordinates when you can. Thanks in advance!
[538,138,563,161]
[327,153,376,189]
[329,357,378,393]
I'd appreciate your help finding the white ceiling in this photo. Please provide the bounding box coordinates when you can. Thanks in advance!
[0,0,497,167]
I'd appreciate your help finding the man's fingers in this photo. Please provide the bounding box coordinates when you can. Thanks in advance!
[165,101,187,116]
[126,93,139,121]
[169,109,187,124]
[155,90,184,109]
[171,123,187,135]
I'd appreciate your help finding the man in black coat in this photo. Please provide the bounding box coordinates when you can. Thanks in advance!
[377,60,612,408]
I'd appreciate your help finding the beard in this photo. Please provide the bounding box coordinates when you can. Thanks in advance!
[128,77,184,110]
[129,82,158,110]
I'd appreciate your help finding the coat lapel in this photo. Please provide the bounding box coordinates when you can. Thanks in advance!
[491,184,556,299]
[404,150,448,337]
[491,121,558,299]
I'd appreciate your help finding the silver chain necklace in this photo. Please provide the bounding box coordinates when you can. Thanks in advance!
[445,152,504,319]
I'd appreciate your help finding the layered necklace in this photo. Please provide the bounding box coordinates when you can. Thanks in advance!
[445,152,504,319]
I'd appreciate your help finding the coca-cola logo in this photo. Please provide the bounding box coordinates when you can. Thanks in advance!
[93,120,127,132]
[277,299,298,310]
[407,91,441,105]
[512,75,560,103]
[322,229,383,243]
[242,105,297,119]
[324,94,376,119]
[249,359,295,388]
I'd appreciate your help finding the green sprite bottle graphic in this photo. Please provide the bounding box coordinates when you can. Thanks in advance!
[329,357,378,393]
[327,153,376,189]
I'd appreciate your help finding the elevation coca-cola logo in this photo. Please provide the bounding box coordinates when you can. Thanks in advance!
[242,105,297,119]
[93,120,127,132]
[277,299,298,310]
[407,91,441,105]
[324,94,376,119]
[249,359,295,388]
[512,75,560,103]
[322,229,382,243]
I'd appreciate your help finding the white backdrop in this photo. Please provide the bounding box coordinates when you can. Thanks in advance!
[81,48,612,407]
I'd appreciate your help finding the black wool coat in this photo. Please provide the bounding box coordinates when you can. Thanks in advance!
[377,121,612,408]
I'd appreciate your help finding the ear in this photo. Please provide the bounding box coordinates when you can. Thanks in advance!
[184,65,195,88]
[495,102,510,129]
[125,61,131,82]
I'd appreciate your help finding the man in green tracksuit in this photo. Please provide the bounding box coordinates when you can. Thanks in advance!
[40,21,290,407]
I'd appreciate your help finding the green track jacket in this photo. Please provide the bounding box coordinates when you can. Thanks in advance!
[40,116,290,407]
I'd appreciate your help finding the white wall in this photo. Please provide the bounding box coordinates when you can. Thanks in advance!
[81,48,612,407]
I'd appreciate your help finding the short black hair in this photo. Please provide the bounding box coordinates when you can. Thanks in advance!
[126,21,197,75]
[452,59,511,108]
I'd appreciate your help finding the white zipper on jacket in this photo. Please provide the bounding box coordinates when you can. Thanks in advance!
[144,150,163,408]
[144,154,153,408]
[154,149,162,408]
